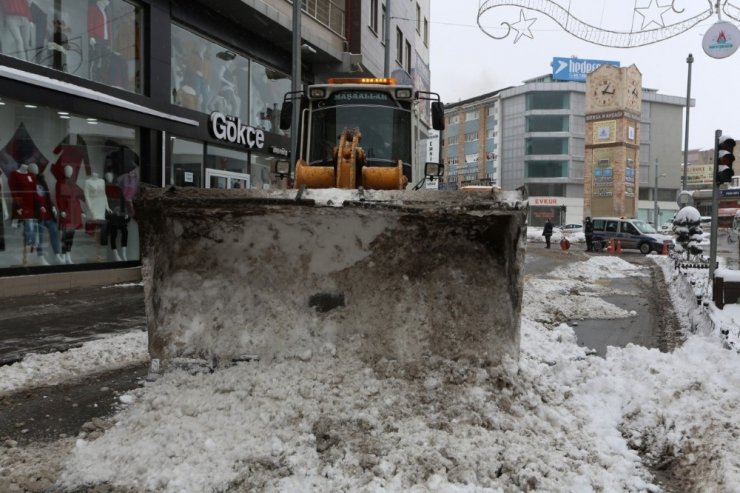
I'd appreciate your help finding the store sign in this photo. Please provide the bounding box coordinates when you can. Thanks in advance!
[703,21,740,59]
[552,57,619,82]
[209,112,265,149]
[532,197,559,205]
[270,146,289,157]
[687,164,714,186]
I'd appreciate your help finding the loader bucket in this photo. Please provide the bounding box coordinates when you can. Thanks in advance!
[136,187,527,367]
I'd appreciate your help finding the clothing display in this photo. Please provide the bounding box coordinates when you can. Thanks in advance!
[55,174,83,230]
[34,173,61,256]
[8,168,38,220]
[117,171,139,217]
[84,174,108,221]
[0,0,32,18]
[52,143,91,183]
[105,181,128,253]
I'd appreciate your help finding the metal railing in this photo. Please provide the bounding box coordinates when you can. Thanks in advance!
[285,0,345,37]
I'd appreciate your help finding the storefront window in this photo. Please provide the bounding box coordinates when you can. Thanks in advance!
[205,144,247,175]
[250,154,277,190]
[0,0,144,93]
[249,61,291,136]
[171,24,249,122]
[168,137,202,187]
[0,96,140,269]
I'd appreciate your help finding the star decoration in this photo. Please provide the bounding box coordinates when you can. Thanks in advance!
[635,0,672,29]
[510,9,537,43]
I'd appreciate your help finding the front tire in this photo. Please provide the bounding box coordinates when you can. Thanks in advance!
[639,242,651,254]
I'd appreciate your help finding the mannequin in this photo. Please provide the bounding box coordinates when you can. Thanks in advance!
[209,59,240,116]
[29,163,62,265]
[0,0,33,60]
[84,171,108,261]
[105,171,128,261]
[55,164,82,264]
[87,0,112,83]
[8,163,39,265]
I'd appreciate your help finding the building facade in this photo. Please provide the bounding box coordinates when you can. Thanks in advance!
[442,73,686,226]
[0,0,431,278]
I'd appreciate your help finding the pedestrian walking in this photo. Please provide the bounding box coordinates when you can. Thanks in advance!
[542,219,553,249]
[584,216,594,252]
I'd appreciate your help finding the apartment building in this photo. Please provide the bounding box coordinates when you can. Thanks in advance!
[443,73,686,226]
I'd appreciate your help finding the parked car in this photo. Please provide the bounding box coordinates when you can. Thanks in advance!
[590,217,674,254]
[557,223,583,233]
[659,222,674,234]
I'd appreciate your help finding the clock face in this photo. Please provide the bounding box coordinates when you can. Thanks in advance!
[628,78,642,108]
[593,78,617,106]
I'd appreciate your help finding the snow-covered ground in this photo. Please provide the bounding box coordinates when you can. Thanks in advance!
[2,254,739,492]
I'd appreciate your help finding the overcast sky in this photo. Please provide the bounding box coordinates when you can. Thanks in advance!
[430,0,736,150]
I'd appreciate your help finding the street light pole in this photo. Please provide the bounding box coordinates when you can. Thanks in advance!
[682,53,693,193]
[384,0,392,77]
[653,158,659,225]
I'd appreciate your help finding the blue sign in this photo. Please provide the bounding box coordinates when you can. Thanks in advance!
[552,57,620,82]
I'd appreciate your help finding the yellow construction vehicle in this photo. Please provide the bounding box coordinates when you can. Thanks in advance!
[137,78,527,371]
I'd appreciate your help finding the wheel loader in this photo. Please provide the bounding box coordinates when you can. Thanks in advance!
[136,78,527,371]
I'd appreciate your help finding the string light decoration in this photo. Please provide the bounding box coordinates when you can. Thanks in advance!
[477,0,740,47]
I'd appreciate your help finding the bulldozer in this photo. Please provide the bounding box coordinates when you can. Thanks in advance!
[136,78,527,371]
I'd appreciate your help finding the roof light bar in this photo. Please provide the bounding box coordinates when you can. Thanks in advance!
[327,77,396,85]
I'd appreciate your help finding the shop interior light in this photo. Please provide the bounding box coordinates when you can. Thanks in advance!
[0,101,5,106]
[24,104,37,109]
[59,115,71,119]
[58,111,69,115]
[87,118,98,124]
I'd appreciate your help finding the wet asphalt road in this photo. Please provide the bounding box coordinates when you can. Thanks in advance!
[0,284,145,365]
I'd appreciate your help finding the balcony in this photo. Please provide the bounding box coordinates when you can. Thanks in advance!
[286,0,345,37]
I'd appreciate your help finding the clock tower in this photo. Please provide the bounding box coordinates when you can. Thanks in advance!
[584,64,641,218]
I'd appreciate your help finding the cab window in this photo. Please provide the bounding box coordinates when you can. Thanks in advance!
[592,219,605,231]
[605,220,618,232]
[621,222,639,235]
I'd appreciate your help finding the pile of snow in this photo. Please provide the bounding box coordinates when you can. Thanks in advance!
[0,330,147,397]
[54,256,740,492]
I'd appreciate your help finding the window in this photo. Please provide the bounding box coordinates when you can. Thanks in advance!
[605,220,619,233]
[526,115,569,132]
[486,129,498,139]
[464,132,478,142]
[621,222,639,235]
[449,114,459,124]
[525,137,569,155]
[486,105,497,117]
[465,153,479,163]
[396,28,403,64]
[448,156,459,165]
[465,110,478,121]
[526,160,568,178]
[0,0,144,93]
[527,183,565,196]
[370,0,379,33]
[172,24,249,122]
[250,62,291,135]
[0,96,141,269]
[405,41,412,73]
[416,3,421,33]
[382,3,387,43]
[526,92,570,110]
[424,18,429,46]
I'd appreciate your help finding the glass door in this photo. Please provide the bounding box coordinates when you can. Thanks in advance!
[205,168,251,189]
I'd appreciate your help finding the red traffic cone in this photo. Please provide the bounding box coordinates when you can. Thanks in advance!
[661,242,669,255]
[607,239,614,253]
[616,240,623,254]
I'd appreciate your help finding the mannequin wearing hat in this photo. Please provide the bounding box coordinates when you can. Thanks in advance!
[717,150,735,186]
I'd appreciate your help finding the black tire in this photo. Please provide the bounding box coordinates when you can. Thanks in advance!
[594,241,605,252]
[639,242,651,254]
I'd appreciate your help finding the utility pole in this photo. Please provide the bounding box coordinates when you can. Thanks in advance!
[682,53,693,193]
[290,0,302,175]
